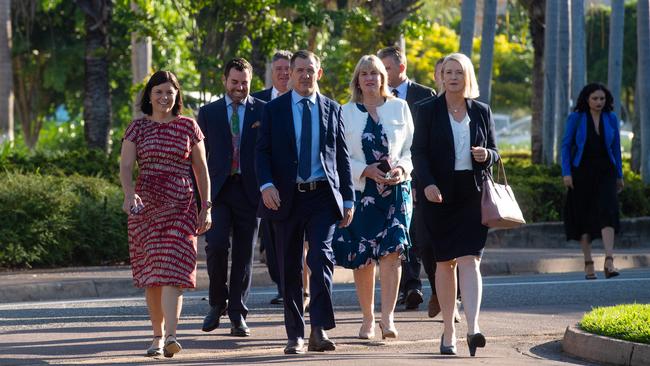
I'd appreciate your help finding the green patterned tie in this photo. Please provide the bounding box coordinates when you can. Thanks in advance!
[230,102,240,174]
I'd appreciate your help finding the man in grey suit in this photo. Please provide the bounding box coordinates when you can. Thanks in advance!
[378,46,436,312]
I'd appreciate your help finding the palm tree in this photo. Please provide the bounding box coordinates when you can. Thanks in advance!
[542,0,558,165]
[459,0,476,56]
[608,0,625,119]
[77,0,112,152]
[0,0,13,144]
[638,0,650,183]
[130,1,150,119]
[554,0,571,163]
[571,0,586,104]
[478,0,497,104]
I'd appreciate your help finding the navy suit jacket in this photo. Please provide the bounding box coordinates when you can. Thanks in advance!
[251,88,273,103]
[256,91,354,220]
[411,94,499,202]
[197,95,266,207]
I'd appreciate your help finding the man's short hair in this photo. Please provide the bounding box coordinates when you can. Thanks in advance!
[290,50,321,69]
[272,50,293,64]
[377,46,406,66]
[224,57,253,77]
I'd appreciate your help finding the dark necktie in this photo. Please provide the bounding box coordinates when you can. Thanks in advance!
[299,99,312,181]
[392,89,399,98]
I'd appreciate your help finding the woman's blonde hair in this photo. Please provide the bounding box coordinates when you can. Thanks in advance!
[440,53,480,99]
[349,55,392,103]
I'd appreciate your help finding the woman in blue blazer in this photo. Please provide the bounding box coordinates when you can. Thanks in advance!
[561,83,623,280]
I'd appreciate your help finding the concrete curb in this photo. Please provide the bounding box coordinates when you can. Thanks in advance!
[562,325,650,366]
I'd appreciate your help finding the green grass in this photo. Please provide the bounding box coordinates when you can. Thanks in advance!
[580,304,650,344]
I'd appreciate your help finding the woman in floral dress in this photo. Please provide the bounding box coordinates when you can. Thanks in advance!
[333,55,413,340]
[120,71,211,358]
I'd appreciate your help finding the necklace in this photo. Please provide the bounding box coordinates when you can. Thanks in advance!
[448,104,464,113]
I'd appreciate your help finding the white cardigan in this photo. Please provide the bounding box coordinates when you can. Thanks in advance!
[341,98,414,192]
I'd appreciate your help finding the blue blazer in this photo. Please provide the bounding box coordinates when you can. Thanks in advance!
[197,95,266,207]
[560,111,623,178]
[256,91,354,220]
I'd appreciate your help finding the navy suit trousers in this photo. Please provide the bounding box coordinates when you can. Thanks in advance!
[272,186,338,340]
[205,175,260,322]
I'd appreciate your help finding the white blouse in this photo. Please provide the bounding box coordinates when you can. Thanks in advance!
[449,112,473,171]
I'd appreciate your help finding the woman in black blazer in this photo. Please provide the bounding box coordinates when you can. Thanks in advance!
[411,53,499,357]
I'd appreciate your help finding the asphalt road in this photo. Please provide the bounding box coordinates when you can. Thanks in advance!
[1,268,649,365]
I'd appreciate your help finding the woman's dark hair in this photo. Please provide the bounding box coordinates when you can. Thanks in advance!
[139,71,183,116]
[574,83,614,113]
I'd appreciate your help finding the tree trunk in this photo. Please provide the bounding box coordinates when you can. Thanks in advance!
[130,1,150,120]
[0,0,13,144]
[459,0,476,56]
[542,0,558,165]
[571,0,586,104]
[554,0,571,163]
[608,0,625,118]
[521,0,545,164]
[477,0,497,104]
[367,0,422,47]
[77,0,112,152]
[637,0,650,182]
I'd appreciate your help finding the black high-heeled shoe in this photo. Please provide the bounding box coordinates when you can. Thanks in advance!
[604,256,620,279]
[466,333,486,357]
[439,334,457,355]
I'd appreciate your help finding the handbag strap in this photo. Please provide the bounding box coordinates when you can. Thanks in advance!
[491,158,508,186]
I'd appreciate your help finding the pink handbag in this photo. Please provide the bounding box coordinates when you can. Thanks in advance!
[481,159,526,228]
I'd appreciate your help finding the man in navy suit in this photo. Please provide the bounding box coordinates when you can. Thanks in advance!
[378,46,436,312]
[256,50,354,354]
[251,50,292,306]
[198,58,265,337]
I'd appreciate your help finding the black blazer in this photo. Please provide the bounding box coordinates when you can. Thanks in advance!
[405,80,436,115]
[411,94,499,202]
[197,95,266,207]
[251,88,273,103]
[256,91,354,220]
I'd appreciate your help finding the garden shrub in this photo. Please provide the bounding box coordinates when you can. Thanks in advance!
[0,172,128,268]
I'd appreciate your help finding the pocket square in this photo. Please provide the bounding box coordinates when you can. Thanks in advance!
[251,121,261,128]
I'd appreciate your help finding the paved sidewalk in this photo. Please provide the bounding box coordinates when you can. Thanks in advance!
[1,247,648,303]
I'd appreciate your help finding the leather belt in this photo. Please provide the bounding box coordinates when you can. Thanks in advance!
[296,180,327,193]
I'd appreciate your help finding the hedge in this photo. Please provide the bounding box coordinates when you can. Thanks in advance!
[0,172,128,268]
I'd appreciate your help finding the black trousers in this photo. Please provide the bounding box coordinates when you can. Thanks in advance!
[205,175,260,322]
[260,218,282,294]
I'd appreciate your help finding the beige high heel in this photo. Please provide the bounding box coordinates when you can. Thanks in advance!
[378,321,398,339]
[358,321,375,339]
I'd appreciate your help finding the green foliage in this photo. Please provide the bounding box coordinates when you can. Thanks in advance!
[580,304,650,344]
[0,172,128,269]
[502,153,650,222]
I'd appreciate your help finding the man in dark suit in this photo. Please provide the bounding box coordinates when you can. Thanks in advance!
[251,50,292,306]
[198,58,265,337]
[256,50,354,354]
[378,46,436,312]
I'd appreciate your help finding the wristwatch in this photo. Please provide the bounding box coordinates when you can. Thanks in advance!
[202,200,212,209]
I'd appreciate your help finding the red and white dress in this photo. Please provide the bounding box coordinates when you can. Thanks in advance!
[123,116,204,288]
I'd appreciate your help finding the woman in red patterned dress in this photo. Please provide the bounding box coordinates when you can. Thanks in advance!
[119,71,211,358]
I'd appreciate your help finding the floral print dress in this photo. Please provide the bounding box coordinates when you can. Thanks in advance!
[333,104,412,269]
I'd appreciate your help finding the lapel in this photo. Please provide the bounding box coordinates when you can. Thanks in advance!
[317,93,328,154]
[467,99,480,146]
[282,92,297,156]
[241,95,256,146]
[217,98,231,139]
[437,94,454,150]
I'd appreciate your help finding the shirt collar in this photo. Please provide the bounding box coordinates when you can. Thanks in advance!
[225,94,246,107]
[291,90,318,106]
[393,79,409,97]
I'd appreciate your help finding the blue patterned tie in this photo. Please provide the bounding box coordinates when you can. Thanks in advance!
[299,98,312,181]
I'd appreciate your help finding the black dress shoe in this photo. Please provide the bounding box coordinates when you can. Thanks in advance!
[308,326,336,352]
[284,338,305,354]
[405,289,424,310]
[230,317,251,337]
[270,294,284,305]
[467,332,486,357]
[202,305,227,332]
